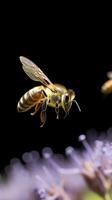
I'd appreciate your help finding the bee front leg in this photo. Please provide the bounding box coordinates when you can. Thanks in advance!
[40,98,48,127]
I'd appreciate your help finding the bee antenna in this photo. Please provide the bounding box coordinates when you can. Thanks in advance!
[73,100,81,112]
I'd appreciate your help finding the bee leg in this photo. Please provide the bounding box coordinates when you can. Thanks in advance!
[30,89,47,116]
[55,103,59,119]
[40,111,47,127]
[40,99,48,127]
[30,103,41,116]
[64,111,69,119]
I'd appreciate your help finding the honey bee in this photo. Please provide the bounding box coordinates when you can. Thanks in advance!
[17,56,81,127]
[101,71,112,94]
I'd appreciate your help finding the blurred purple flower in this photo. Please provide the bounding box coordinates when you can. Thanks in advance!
[0,128,112,200]
[58,128,112,199]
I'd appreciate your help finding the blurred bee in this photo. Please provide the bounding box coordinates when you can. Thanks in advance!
[17,56,81,127]
[101,71,112,94]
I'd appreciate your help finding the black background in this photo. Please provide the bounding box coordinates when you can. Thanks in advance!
[0,5,112,171]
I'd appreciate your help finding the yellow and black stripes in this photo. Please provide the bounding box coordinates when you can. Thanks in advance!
[17,86,45,112]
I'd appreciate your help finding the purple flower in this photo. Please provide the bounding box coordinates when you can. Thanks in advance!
[0,128,112,200]
[58,128,112,199]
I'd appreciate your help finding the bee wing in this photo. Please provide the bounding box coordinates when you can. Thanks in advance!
[107,71,112,79]
[19,56,56,92]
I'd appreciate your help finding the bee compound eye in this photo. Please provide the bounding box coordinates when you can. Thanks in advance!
[64,94,69,102]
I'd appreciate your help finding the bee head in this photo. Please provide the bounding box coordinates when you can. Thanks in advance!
[62,89,75,113]
[62,89,81,113]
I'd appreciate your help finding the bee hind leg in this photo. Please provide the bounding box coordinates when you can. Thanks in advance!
[30,103,41,116]
[30,88,47,116]
[40,111,47,128]
[40,99,48,127]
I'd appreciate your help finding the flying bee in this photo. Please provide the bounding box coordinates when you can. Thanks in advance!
[17,56,81,127]
[101,71,112,94]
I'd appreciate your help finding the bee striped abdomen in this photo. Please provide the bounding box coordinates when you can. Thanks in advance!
[17,86,44,112]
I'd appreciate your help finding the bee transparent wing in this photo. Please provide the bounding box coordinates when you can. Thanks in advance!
[19,56,56,92]
[107,71,112,79]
